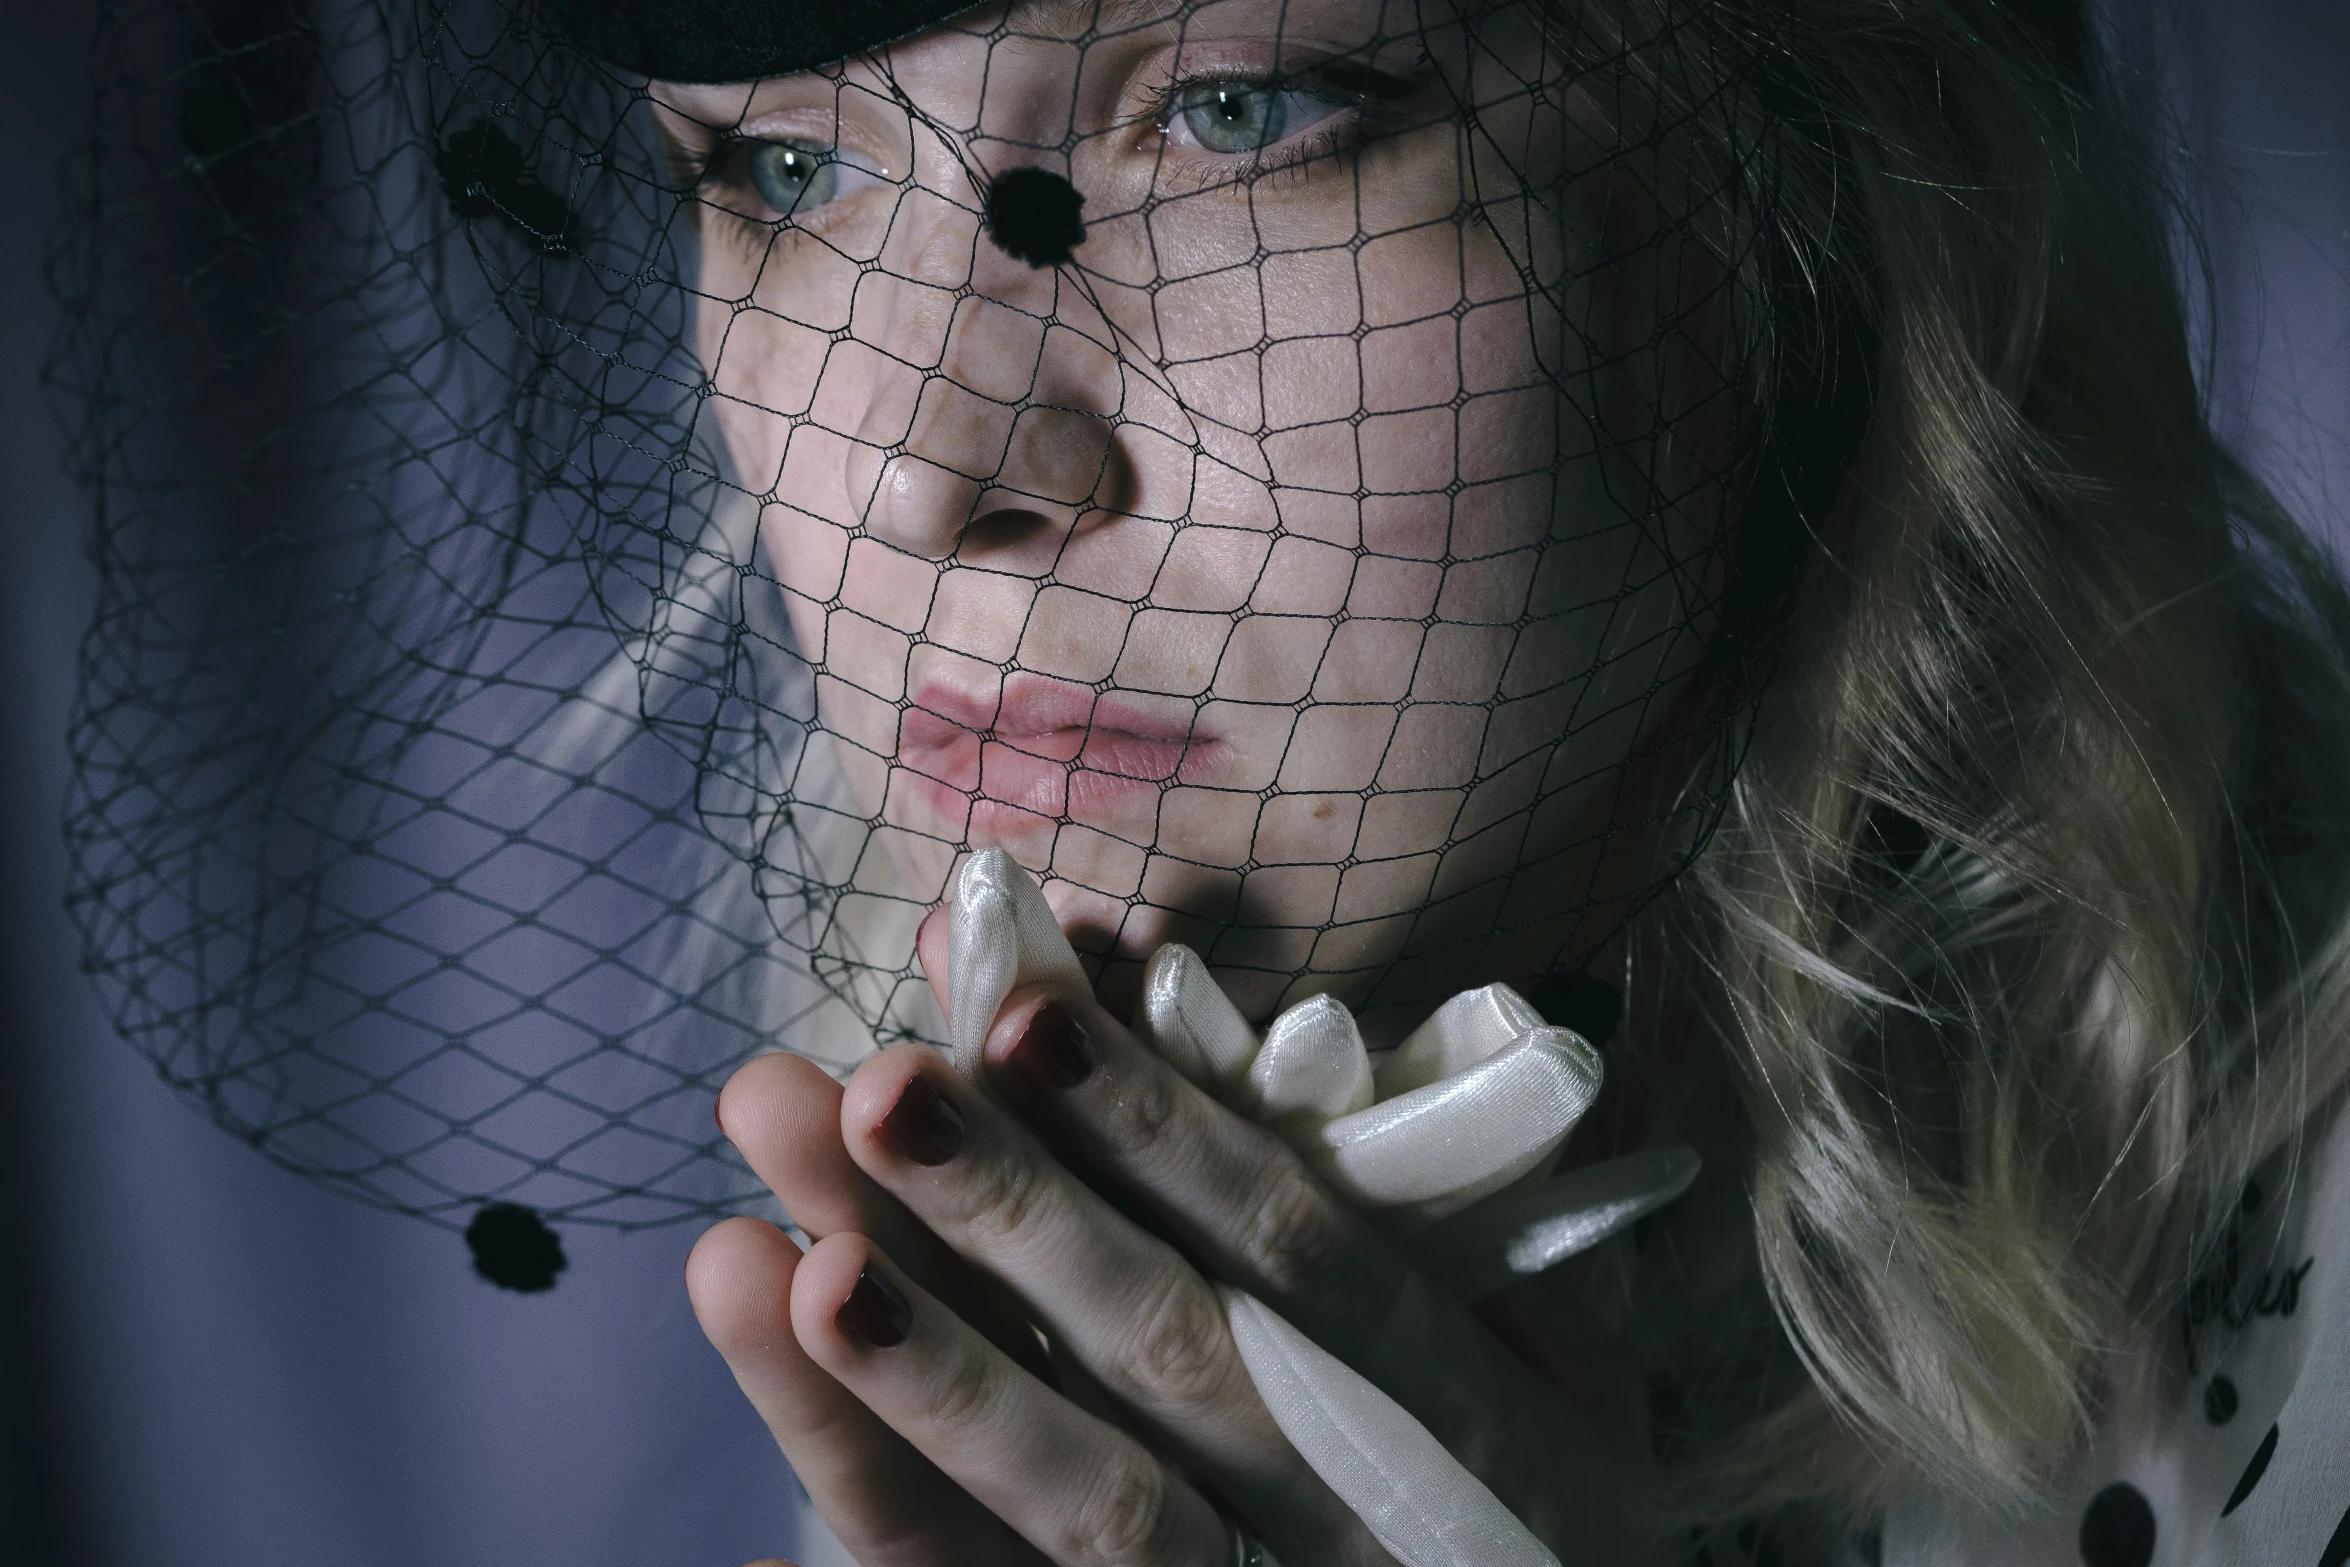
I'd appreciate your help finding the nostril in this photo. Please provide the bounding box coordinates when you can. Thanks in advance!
[958,507,1064,565]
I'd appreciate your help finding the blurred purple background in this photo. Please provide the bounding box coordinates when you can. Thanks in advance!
[0,2,818,1560]
[2,1,2345,1563]
[2112,0,2350,564]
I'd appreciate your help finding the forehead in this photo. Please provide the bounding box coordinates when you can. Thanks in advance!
[996,0,1180,32]
[975,0,1442,42]
[647,0,1524,147]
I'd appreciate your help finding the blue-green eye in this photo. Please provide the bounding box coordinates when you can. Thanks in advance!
[745,139,841,218]
[1160,63,1422,165]
[1177,82,1292,154]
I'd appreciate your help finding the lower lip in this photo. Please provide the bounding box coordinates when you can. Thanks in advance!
[895,715,1206,832]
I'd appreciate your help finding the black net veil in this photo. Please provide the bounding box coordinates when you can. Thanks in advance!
[58,0,1850,1247]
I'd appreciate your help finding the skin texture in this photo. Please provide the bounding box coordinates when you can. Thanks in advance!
[652,0,1723,1023]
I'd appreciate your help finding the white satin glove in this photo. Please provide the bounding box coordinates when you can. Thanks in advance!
[947,850,1698,1567]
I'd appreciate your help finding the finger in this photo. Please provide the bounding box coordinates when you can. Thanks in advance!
[917,902,950,1016]
[1145,954,1599,1227]
[839,1044,1380,1558]
[792,1233,1230,1567]
[972,984,1608,1491]
[720,1051,1051,1382]
[1312,1026,1601,1226]
[940,850,1091,1076]
[984,987,1419,1365]
[720,1053,924,1251]
[686,1218,1037,1567]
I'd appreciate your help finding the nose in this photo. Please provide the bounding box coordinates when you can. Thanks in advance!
[838,171,1130,561]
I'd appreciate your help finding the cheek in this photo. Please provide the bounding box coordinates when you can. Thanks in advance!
[697,225,874,494]
[704,317,827,497]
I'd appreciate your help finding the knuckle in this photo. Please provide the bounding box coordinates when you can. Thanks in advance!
[1239,1162,1349,1299]
[1066,1456,1184,1567]
[1114,1062,1186,1151]
[924,1341,1001,1433]
[1122,1276,1235,1408]
[953,1137,1056,1251]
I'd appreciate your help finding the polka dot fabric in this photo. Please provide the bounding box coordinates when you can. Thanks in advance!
[1882,1097,2350,1567]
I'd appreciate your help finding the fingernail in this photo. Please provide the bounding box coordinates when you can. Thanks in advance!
[877,1072,965,1165]
[836,1266,911,1348]
[1009,1001,1097,1089]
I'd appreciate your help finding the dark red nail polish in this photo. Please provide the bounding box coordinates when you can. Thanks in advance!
[836,1266,911,1348]
[1009,1002,1096,1089]
[877,1072,964,1165]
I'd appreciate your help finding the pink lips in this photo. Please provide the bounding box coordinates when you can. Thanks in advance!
[897,672,1210,831]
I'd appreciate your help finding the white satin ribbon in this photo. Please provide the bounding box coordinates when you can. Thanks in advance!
[946,850,1698,1567]
[1137,937,1694,1264]
[1219,1285,1560,1567]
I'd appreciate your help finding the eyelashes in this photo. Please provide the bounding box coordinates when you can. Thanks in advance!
[691,137,882,221]
[1137,56,1431,187]
[674,128,898,268]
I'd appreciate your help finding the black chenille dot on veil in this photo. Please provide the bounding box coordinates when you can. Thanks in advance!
[2078,1482,2155,1567]
[982,167,1086,268]
[466,1204,569,1293]
[2205,1373,2239,1424]
[434,122,578,254]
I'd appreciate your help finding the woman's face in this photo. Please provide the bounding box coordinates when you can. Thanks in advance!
[655,0,1721,1022]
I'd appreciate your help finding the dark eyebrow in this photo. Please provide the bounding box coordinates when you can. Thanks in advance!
[1000,0,1187,39]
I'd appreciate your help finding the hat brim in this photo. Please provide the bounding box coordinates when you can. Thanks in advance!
[550,0,984,83]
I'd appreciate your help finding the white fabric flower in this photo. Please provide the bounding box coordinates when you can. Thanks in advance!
[1138,943,1701,1256]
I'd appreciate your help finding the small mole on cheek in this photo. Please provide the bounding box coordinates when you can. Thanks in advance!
[1312,800,1336,820]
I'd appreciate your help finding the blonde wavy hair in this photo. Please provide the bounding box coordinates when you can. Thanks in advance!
[1579,0,2350,1530]
[577,0,2350,1538]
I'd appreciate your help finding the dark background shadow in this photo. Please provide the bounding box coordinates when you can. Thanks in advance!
[4,1,105,1554]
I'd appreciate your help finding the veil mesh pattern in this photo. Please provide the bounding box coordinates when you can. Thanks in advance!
[57,0,1814,1229]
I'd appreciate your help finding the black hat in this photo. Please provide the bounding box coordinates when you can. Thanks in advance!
[547,0,982,82]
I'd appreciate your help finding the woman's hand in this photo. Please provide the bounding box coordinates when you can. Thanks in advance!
[687,909,1663,1567]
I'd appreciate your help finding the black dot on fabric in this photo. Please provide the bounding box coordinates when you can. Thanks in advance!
[983,167,1087,268]
[2320,1498,2350,1567]
[2205,1374,2240,1425]
[2242,1179,2263,1214]
[2078,1482,2155,1567]
[465,1202,567,1292]
[2221,1423,2278,1517]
